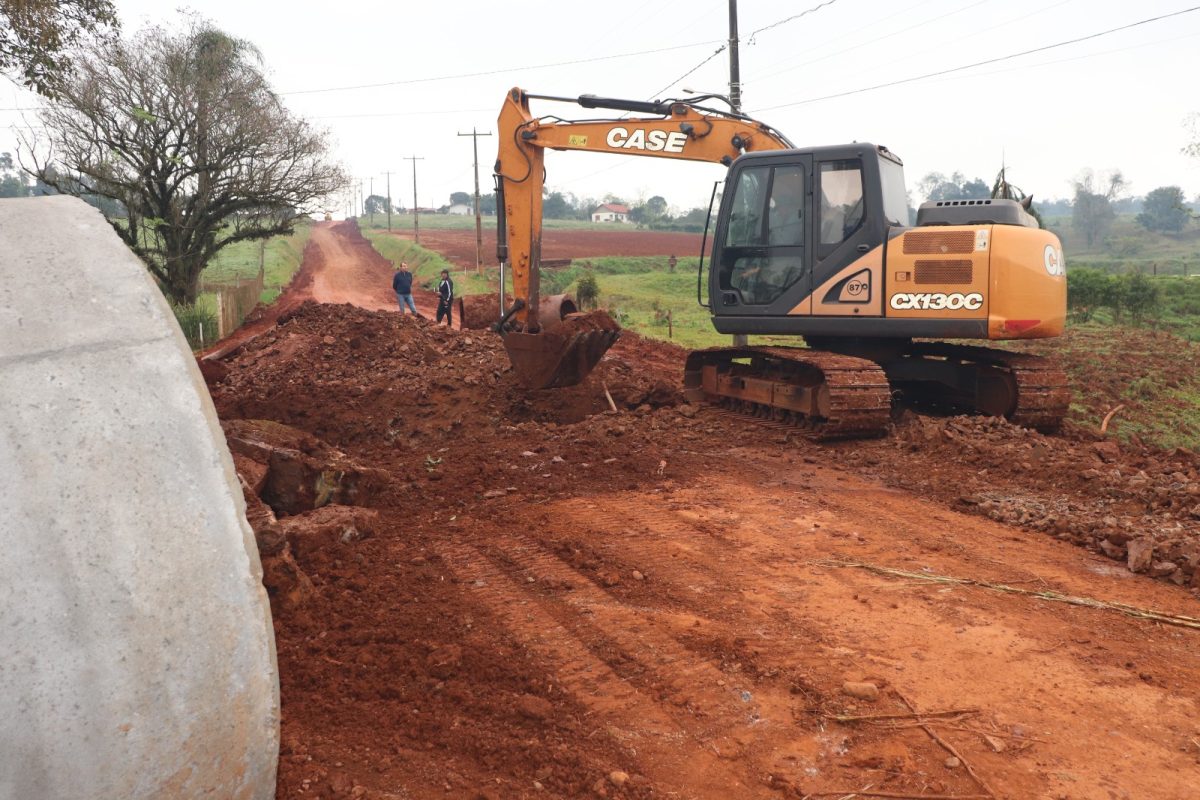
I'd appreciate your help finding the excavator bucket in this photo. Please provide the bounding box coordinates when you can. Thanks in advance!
[502,296,621,389]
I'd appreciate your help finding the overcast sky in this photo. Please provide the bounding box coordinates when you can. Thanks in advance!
[3,0,1200,216]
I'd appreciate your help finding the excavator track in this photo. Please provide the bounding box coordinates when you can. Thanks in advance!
[683,347,892,440]
[897,342,1071,433]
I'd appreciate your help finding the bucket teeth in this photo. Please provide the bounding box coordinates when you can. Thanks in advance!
[502,312,621,389]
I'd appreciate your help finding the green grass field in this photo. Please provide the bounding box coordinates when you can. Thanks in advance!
[173,222,313,349]
[201,222,314,303]
[357,212,603,233]
[360,229,493,296]
[1047,215,1200,277]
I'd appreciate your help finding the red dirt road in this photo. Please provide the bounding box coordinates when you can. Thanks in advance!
[306,222,400,311]
[201,221,446,360]
[201,227,1200,799]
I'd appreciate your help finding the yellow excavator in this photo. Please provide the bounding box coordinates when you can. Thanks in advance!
[492,87,1070,438]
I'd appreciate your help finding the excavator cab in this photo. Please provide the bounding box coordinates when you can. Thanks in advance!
[705,144,909,333]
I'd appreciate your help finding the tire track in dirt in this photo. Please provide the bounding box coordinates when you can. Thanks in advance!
[470,448,1200,796]
[467,528,794,726]
[434,537,759,796]
[525,497,990,797]
[527,460,1200,799]
[452,501,995,797]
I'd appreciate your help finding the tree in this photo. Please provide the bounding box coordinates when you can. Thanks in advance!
[364,194,389,215]
[1136,186,1190,233]
[1185,112,1200,160]
[449,190,471,206]
[629,194,668,226]
[0,151,30,197]
[23,18,346,304]
[543,191,571,219]
[917,171,989,202]
[0,0,118,96]
[1071,169,1125,249]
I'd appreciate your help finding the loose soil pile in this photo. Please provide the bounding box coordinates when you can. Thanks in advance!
[834,413,1200,586]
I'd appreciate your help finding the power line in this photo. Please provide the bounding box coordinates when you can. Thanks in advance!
[769,0,1075,91]
[645,45,727,100]
[281,40,723,96]
[644,1,846,112]
[746,0,841,45]
[755,0,988,83]
[752,0,940,75]
[311,108,491,120]
[919,28,1200,87]
[756,5,1200,111]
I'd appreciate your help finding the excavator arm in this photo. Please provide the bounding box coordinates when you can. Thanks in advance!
[493,87,791,388]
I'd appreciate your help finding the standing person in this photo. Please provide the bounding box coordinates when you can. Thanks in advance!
[392,261,418,316]
[436,269,454,327]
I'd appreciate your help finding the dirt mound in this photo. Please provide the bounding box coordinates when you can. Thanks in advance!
[208,302,749,798]
[1017,325,1200,448]
[830,412,1200,587]
[210,301,682,446]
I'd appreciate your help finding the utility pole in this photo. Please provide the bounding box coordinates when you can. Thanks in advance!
[729,0,747,346]
[369,176,374,225]
[458,128,492,273]
[384,171,392,232]
[405,155,424,245]
[728,0,742,113]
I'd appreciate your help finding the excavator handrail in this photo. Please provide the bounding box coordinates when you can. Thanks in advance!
[697,180,721,310]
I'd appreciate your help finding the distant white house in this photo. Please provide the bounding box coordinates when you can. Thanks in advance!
[591,203,631,223]
[446,203,472,216]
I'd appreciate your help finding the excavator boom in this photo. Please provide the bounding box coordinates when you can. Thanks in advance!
[493,87,790,389]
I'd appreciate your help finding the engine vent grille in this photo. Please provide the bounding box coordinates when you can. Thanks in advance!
[903,230,975,255]
[915,259,973,284]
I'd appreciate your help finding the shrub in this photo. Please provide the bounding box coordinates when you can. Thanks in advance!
[1119,272,1161,324]
[172,302,219,350]
[576,272,600,309]
[1066,268,1114,322]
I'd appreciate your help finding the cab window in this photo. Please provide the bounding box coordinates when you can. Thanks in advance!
[818,160,864,250]
[719,165,808,306]
[724,166,768,246]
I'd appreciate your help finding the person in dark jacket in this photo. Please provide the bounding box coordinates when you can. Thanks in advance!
[436,269,454,326]
[392,262,418,315]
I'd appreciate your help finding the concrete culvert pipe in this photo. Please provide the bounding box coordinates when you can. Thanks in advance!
[0,196,279,799]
